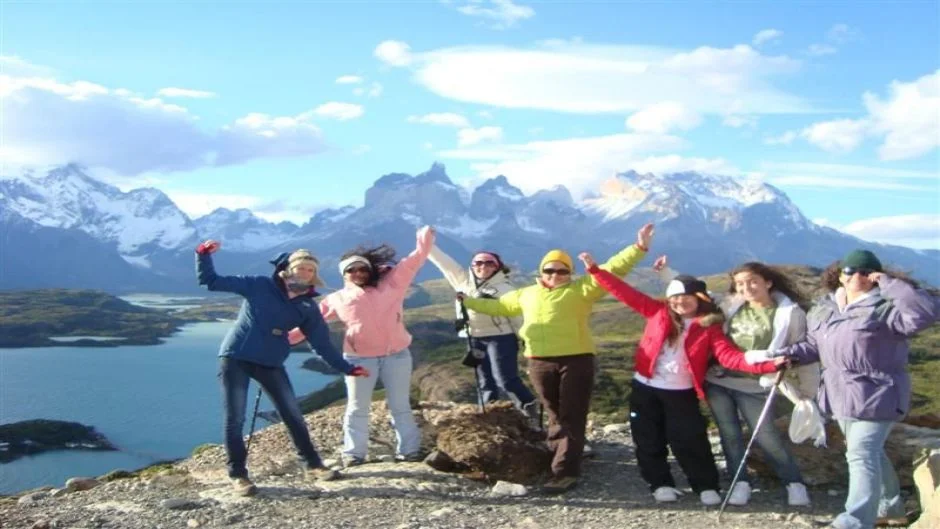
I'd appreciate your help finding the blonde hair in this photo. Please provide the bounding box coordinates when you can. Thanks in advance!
[278,249,325,287]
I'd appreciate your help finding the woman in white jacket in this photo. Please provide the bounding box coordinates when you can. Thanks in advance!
[657,259,818,507]
[428,246,537,417]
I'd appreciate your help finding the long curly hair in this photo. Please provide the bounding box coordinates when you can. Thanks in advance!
[728,261,809,309]
[340,244,397,287]
[819,260,920,292]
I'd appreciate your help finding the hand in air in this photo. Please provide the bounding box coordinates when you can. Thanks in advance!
[652,255,668,271]
[577,252,597,270]
[637,223,655,249]
[196,239,221,254]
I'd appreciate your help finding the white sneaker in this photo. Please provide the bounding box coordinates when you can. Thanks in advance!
[653,486,682,502]
[728,481,751,506]
[700,489,721,506]
[787,482,811,506]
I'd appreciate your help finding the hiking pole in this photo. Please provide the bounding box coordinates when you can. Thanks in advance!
[717,368,787,520]
[245,386,263,456]
[458,299,486,414]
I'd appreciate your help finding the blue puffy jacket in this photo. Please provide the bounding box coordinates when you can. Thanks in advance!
[196,251,355,373]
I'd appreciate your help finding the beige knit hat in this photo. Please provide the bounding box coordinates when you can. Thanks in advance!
[282,249,325,287]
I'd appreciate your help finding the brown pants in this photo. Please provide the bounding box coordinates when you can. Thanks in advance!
[528,354,596,478]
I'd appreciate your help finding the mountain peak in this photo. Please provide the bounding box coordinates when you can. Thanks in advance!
[413,162,453,186]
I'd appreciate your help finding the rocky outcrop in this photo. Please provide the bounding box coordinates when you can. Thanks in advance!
[0,419,116,463]
[911,448,940,529]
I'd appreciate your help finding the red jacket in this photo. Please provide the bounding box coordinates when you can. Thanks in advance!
[588,265,777,399]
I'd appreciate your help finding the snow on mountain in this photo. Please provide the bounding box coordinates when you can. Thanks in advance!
[192,208,298,252]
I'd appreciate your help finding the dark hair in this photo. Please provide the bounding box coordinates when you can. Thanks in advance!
[820,260,920,293]
[666,294,723,344]
[341,244,397,287]
[729,262,809,308]
[471,250,510,275]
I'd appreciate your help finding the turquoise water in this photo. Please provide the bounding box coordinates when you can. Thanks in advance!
[0,321,336,494]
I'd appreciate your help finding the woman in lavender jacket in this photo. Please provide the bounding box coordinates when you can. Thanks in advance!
[774,249,938,529]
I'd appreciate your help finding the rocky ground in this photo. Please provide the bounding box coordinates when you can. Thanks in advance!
[3,402,932,529]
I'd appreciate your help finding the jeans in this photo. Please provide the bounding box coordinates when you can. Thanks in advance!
[706,383,803,485]
[219,357,323,479]
[830,419,903,529]
[472,334,535,408]
[342,348,421,459]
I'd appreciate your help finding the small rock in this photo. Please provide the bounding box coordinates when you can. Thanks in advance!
[322,458,339,468]
[186,519,201,528]
[491,481,529,497]
[160,498,199,510]
[65,477,101,492]
[18,491,49,505]
[377,455,395,463]
[429,507,456,519]
[30,520,54,529]
[424,450,465,473]
[602,423,629,434]
[50,488,70,498]
[222,513,244,524]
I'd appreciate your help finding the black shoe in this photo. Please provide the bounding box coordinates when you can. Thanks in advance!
[542,476,578,494]
[395,452,423,463]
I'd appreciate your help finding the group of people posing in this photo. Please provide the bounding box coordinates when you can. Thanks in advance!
[196,223,937,529]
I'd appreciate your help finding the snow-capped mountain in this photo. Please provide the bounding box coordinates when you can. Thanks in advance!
[1,163,937,292]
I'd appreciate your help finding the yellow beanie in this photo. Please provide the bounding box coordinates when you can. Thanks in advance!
[540,249,573,271]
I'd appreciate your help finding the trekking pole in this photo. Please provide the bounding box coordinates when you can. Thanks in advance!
[717,368,787,520]
[245,386,263,456]
[459,299,486,414]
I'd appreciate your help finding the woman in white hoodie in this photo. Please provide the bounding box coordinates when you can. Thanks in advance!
[427,246,537,417]
[704,261,818,507]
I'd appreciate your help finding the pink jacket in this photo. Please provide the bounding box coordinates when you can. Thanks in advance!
[316,227,433,357]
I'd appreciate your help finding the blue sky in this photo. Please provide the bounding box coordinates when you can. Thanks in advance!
[2,0,938,248]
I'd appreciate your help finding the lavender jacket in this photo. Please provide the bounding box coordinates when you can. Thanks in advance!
[780,276,938,421]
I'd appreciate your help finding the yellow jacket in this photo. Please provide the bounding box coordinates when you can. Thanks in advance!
[462,244,646,358]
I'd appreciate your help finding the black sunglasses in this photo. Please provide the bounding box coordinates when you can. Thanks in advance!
[842,267,872,277]
[472,260,498,267]
[541,268,571,276]
[344,266,371,274]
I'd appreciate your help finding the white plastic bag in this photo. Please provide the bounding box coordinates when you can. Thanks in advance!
[788,399,827,447]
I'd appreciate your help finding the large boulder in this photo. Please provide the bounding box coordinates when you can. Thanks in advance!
[911,448,940,529]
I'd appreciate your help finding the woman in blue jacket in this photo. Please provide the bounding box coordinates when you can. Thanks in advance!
[196,239,369,496]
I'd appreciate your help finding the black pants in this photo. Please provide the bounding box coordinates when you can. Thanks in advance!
[629,379,719,493]
[529,354,595,478]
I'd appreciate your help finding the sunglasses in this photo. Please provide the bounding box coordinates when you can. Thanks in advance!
[344,266,371,275]
[841,267,873,277]
[541,268,571,276]
[472,260,498,267]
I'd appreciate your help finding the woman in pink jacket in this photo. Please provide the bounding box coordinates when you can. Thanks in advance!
[290,226,435,467]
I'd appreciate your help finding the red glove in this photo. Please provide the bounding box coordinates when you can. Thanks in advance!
[348,366,370,378]
[196,240,220,255]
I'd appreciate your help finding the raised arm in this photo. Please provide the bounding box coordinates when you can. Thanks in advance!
[427,244,470,291]
[385,226,435,289]
[581,253,663,318]
[876,274,940,336]
[460,288,523,317]
[299,309,358,375]
[195,240,259,297]
[579,223,652,301]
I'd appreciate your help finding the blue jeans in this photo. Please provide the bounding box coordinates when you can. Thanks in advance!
[219,357,323,479]
[706,382,803,485]
[472,334,535,408]
[342,349,420,459]
[831,419,903,529]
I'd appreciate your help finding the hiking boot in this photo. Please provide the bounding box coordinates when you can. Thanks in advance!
[700,489,721,506]
[542,476,578,494]
[306,466,341,481]
[521,401,542,429]
[394,452,423,463]
[231,477,257,497]
[787,482,810,506]
[342,455,365,468]
[728,481,751,506]
[652,486,682,502]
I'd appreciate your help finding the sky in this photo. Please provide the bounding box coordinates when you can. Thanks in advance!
[2,0,938,249]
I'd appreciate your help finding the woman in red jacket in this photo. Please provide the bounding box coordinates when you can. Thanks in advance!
[578,253,779,506]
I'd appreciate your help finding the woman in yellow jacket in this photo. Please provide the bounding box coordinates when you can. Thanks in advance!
[459,223,654,493]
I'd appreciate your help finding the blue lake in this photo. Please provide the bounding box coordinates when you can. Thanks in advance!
[0,320,336,494]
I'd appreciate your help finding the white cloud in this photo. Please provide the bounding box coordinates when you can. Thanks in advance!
[723,114,758,128]
[458,126,504,146]
[794,70,940,160]
[374,40,413,67]
[407,112,471,128]
[452,0,535,29]
[763,162,939,192]
[752,29,783,46]
[807,44,837,56]
[763,130,798,145]
[336,75,364,84]
[626,102,702,134]
[800,118,870,152]
[770,175,928,192]
[477,110,494,120]
[0,55,53,76]
[438,132,693,196]
[156,87,216,98]
[165,191,326,225]
[1,63,330,174]
[842,214,940,250]
[384,40,807,115]
[312,102,364,120]
[762,162,939,180]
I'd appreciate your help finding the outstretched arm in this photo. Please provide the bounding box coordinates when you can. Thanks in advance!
[460,288,523,317]
[299,310,364,376]
[580,223,652,301]
[385,226,436,288]
[195,240,259,297]
[711,329,778,375]
[427,244,470,291]
[580,253,663,317]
